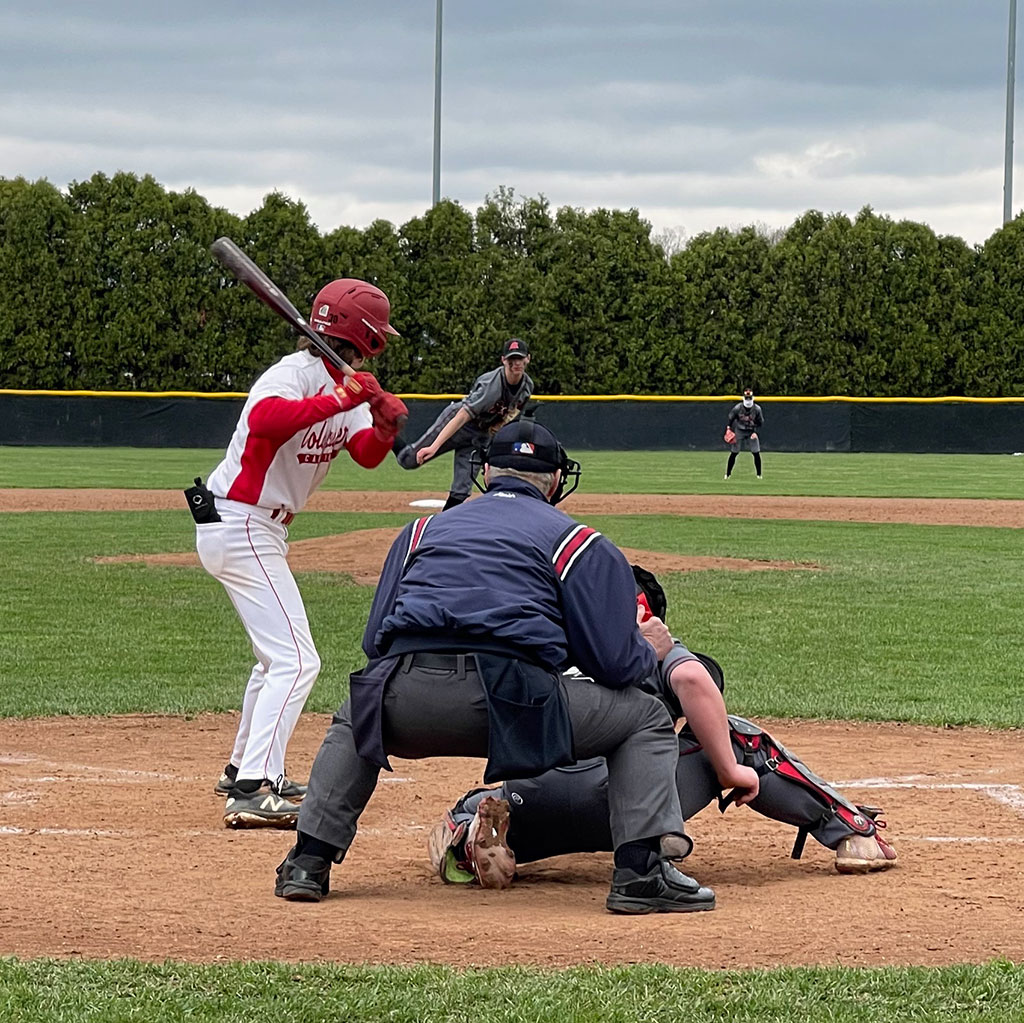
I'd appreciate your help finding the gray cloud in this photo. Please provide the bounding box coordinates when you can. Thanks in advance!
[0,1,1019,244]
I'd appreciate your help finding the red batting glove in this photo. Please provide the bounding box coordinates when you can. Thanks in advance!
[333,371,383,411]
[369,391,409,441]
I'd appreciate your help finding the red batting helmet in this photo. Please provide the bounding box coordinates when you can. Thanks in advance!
[309,279,399,358]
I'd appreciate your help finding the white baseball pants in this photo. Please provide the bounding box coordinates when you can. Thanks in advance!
[196,500,321,785]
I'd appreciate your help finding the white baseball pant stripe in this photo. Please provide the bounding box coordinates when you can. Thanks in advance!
[196,506,321,784]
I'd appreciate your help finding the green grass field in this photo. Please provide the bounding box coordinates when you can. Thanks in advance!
[2,447,1020,1018]
[3,445,1024,498]
[1,959,1022,1023]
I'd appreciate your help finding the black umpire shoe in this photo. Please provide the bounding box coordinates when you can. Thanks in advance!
[275,849,331,902]
[606,860,716,915]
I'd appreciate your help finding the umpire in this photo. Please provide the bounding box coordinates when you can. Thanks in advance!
[274,419,715,914]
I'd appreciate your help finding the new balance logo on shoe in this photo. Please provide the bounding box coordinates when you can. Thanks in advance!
[223,783,300,830]
[259,793,291,812]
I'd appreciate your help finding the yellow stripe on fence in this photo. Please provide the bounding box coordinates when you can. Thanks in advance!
[1,389,1023,403]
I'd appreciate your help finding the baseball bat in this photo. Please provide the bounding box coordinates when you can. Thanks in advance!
[209,236,354,378]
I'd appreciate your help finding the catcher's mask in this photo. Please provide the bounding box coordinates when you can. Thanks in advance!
[632,563,667,621]
[632,563,726,692]
[472,419,581,505]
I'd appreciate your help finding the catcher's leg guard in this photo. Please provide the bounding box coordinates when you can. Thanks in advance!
[722,716,880,855]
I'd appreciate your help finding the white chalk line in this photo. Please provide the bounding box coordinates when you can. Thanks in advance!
[836,770,1009,786]
[0,753,187,781]
[0,790,39,806]
[0,823,428,839]
[0,825,211,838]
[2,754,416,786]
[832,774,1024,815]
[708,833,1024,845]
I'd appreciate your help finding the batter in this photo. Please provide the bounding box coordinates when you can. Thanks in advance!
[189,278,407,829]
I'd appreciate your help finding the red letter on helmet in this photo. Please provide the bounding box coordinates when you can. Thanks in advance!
[309,279,400,358]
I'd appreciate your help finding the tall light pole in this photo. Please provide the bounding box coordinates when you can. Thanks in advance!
[1004,0,1017,224]
[432,0,443,206]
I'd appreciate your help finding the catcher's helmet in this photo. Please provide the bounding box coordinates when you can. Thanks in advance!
[631,564,667,621]
[482,419,581,504]
[309,279,399,358]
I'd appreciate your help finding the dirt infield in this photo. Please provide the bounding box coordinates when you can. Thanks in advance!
[2,488,1024,527]
[1,714,1023,968]
[2,489,1022,967]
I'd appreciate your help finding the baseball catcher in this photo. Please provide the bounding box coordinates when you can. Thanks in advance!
[429,565,897,888]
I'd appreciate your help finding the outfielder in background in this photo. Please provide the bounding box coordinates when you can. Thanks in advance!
[393,337,534,510]
[430,566,898,888]
[186,278,408,830]
[724,388,765,479]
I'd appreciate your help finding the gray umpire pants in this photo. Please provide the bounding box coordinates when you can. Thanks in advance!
[297,652,684,858]
[393,402,490,499]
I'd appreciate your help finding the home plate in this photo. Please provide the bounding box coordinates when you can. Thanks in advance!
[409,499,446,508]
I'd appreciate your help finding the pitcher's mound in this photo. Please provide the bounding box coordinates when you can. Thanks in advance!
[95,528,818,584]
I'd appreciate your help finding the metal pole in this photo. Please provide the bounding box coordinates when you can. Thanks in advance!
[432,0,443,206]
[1004,0,1017,224]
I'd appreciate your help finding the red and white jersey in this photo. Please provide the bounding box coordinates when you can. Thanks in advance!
[207,351,374,514]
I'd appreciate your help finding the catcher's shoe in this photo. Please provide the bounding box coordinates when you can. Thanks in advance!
[427,809,475,884]
[275,848,331,902]
[606,860,716,915]
[223,782,300,829]
[835,833,898,874]
[465,796,515,890]
[428,796,515,888]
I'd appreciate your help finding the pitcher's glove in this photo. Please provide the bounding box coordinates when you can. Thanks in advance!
[723,428,736,444]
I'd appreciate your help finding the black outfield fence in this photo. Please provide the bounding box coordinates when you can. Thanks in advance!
[1,391,1022,455]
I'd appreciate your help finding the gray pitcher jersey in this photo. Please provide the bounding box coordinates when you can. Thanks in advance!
[462,367,534,431]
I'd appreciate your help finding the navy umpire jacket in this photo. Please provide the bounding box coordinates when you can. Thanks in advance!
[349,475,657,777]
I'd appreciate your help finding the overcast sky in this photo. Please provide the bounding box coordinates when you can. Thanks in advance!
[1,2,1019,246]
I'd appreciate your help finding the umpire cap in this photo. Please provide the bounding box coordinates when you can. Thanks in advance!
[485,419,582,504]
[486,419,565,472]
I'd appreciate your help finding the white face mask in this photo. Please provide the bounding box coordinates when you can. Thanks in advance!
[743,397,754,408]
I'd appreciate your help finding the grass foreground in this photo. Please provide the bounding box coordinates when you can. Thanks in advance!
[1,959,1023,1023]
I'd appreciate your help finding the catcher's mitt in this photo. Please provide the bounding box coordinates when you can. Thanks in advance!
[723,428,736,444]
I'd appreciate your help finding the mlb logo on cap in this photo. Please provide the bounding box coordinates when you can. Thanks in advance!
[502,337,530,358]
[512,442,535,454]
